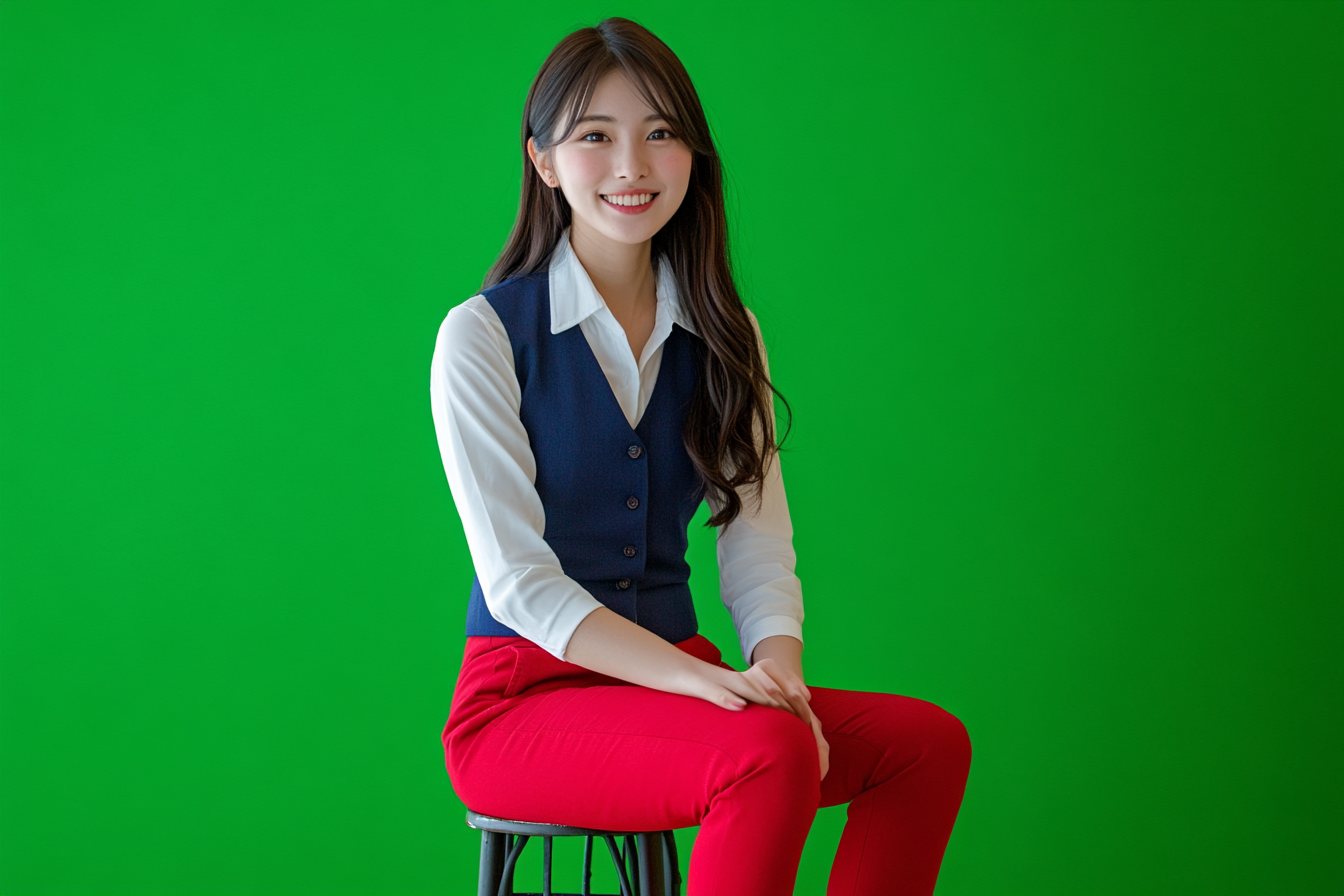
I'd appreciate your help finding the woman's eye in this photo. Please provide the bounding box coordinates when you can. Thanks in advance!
[648,128,675,140]
[581,132,609,142]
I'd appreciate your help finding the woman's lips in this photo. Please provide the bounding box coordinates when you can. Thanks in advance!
[600,192,658,214]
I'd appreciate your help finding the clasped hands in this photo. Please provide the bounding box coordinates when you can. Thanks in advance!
[692,656,830,780]
[563,610,828,779]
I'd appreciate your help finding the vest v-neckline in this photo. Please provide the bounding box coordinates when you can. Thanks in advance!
[572,322,676,436]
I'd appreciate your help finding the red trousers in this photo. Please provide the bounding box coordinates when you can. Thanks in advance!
[444,634,971,896]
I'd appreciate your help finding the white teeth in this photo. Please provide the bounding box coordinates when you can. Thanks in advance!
[603,193,653,206]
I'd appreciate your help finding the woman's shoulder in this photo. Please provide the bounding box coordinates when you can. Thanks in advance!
[482,268,549,299]
[476,269,551,334]
[434,294,510,367]
[440,293,497,333]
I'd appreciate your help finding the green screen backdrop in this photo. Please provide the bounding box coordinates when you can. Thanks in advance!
[1,1,1341,893]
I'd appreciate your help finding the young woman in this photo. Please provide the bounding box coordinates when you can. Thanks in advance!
[430,18,971,896]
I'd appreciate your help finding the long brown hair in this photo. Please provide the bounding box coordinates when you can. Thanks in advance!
[484,17,789,528]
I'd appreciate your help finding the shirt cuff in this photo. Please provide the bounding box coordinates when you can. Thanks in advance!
[739,615,805,668]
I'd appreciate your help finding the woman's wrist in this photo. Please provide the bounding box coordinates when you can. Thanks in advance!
[673,655,732,698]
[750,634,805,680]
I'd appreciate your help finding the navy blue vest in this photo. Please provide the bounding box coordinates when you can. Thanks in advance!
[465,269,705,645]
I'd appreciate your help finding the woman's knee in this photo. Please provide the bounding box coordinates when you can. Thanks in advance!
[930,703,972,773]
[863,692,972,776]
[719,705,821,795]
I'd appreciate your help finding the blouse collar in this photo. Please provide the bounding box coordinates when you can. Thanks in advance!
[547,229,698,337]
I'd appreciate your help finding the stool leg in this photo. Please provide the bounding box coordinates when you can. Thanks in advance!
[499,834,528,896]
[478,830,505,896]
[542,836,553,896]
[661,832,681,896]
[635,832,666,896]
[602,835,634,896]
[582,837,593,896]
[623,835,639,896]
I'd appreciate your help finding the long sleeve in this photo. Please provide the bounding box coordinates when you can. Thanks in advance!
[711,309,806,665]
[429,296,605,660]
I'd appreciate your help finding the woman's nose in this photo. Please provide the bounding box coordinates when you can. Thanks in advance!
[613,140,650,180]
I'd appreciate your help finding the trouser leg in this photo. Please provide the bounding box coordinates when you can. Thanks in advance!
[809,688,973,896]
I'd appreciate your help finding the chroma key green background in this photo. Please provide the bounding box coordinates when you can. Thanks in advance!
[1,1,1340,893]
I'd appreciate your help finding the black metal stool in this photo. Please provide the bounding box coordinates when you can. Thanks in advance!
[466,810,681,896]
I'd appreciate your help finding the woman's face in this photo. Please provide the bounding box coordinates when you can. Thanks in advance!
[531,70,694,249]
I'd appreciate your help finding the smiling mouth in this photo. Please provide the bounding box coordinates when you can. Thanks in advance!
[600,192,658,213]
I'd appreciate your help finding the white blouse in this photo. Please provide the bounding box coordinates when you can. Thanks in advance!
[429,231,804,663]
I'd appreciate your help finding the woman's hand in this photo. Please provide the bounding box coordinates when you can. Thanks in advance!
[703,636,827,780]
[743,659,829,781]
[749,635,829,780]
[565,611,829,778]
[678,660,827,779]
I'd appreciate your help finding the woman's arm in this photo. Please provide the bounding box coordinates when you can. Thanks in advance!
[714,310,806,667]
[751,634,804,679]
[431,298,607,657]
[565,607,791,711]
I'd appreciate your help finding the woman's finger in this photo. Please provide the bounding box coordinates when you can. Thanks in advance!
[699,680,747,710]
[736,667,789,710]
[748,661,812,721]
[811,713,830,779]
[767,676,809,722]
[783,689,813,725]
[721,669,782,709]
[752,659,809,704]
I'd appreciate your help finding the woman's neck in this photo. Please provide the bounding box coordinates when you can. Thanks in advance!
[568,221,657,321]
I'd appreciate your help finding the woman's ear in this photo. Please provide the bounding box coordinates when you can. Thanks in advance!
[527,137,559,188]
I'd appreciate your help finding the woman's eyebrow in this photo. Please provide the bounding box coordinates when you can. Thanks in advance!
[576,113,667,124]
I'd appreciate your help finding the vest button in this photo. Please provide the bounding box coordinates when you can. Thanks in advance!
[616,578,632,590]
[626,496,640,510]
[623,545,637,558]
[627,445,643,459]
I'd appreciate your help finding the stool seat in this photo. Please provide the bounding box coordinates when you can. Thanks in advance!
[467,810,650,838]
[466,809,680,896]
